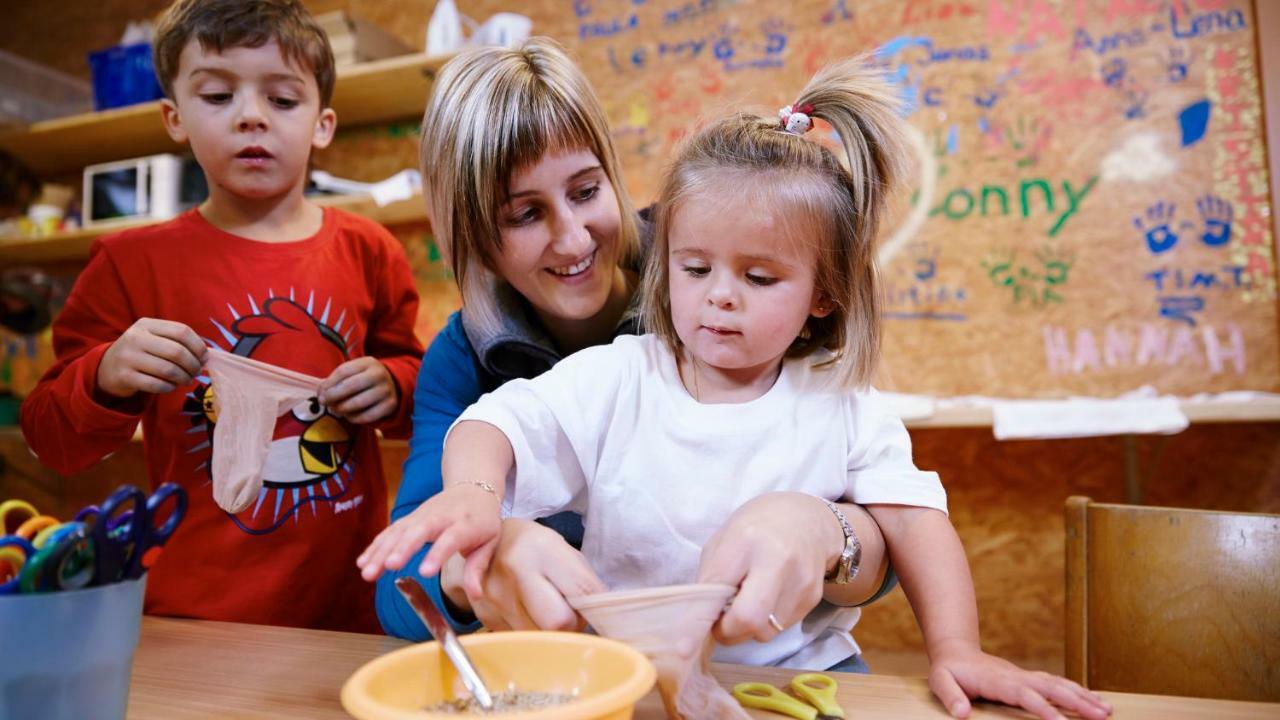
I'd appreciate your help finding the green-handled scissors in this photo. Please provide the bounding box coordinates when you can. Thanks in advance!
[733,672,845,720]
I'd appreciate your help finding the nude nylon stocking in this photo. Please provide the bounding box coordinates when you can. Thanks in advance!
[570,584,748,720]
[204,348,325,514]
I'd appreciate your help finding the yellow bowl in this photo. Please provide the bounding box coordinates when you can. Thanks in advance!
[341,631,656,720]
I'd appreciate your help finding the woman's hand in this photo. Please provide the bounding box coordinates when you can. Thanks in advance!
[928,639,1112,720]
[696,492,844,645]
[442,517,606,631]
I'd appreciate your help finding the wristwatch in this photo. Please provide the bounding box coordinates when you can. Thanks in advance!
[822,499,861,584]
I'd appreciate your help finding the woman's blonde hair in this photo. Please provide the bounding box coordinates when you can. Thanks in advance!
[420,37,639,333]
[640,55,907,389]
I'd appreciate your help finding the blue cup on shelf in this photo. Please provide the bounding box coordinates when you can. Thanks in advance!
[0,577,146,720]
[87,42,164,110]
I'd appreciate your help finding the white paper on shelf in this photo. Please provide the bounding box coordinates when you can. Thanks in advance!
[309,169,421,207]
[990,386,1189,439]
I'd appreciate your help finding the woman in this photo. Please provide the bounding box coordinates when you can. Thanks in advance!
[375,39,892,666]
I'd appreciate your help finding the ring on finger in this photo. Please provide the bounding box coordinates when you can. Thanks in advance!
[767,613,785,633]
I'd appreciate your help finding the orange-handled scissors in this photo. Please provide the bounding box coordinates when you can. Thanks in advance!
[733,672,845,720]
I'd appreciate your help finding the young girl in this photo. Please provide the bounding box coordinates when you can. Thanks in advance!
[360,56,1111,720]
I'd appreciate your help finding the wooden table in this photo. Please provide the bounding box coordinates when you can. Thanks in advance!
[128,618,1278,719]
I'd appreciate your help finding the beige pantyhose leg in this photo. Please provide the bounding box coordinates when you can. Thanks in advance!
[571,584,748,720]
[204,348,325,513]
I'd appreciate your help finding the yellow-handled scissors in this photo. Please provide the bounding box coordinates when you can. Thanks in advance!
[733,672,845,720]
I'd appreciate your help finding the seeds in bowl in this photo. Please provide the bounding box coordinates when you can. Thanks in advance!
[425,689,576,714]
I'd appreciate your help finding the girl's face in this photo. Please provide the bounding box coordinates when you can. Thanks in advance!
[667,188,831,380]
[490,148,624,331]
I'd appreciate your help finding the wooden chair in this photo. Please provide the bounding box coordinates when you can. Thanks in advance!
[1064,496,1280,701]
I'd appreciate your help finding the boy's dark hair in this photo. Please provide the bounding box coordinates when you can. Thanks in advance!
[153,0,336,107]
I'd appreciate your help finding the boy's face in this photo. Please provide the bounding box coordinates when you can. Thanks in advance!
[160,40,335,203]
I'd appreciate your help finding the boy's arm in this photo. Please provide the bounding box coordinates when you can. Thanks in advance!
[19,245,148,475]
[366,231,424,439]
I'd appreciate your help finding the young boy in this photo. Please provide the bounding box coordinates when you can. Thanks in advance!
[19,0,423,633]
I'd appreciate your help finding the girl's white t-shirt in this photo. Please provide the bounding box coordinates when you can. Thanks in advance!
[453,334,947,669]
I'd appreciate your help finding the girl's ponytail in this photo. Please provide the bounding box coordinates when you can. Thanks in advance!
[789,54,908,263]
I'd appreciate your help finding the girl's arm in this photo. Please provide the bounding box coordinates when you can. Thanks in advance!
[868,505,1112,720]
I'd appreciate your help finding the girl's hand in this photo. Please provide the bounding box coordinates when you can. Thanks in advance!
[319,357,398,424]
[696,492,842,644]
[929,640,1112,720]
[356,485,500,592]
[442,518,606,631]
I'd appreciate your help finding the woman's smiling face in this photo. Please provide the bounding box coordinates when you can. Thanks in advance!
[489,148,624,330]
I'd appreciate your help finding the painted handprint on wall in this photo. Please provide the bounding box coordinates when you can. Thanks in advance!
[1196,194,1233,246]
[1134,197,1234,254]
[1133,202,1180,254]
[982,247,1074,307]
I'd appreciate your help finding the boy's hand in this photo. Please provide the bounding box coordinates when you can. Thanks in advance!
[318,357,398,424]
[98,318,208,398]
[929,640,1112,720]
[356,485,501,593]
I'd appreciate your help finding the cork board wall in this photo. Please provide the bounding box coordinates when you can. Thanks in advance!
[3,0,1277,399]
[484,0,1280,398]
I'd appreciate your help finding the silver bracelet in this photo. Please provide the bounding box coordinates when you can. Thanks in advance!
[450,479,497,496]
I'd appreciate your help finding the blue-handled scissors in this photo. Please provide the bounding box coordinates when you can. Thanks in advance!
[80,483,188,585]
[127,483,187,579]
[0,535,36,594]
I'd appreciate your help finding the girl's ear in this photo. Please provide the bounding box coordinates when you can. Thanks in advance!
[810,292,835,318]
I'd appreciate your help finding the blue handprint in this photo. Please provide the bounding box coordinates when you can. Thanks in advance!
[1102,58,1127,87]
[1134,202,1179,254]
[1167,47,1190,83]
[1196,194,1233,246]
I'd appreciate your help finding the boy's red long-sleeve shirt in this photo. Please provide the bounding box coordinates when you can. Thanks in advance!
[20,207,423,633]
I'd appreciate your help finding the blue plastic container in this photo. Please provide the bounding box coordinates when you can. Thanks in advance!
[87,43,164,110]
[0,577,146,720]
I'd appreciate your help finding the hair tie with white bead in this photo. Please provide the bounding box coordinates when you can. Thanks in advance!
[778,102,815,135]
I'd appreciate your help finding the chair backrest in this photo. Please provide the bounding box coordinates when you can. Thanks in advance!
[1065,496,1280,702]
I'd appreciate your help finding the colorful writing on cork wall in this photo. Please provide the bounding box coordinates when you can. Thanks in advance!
[564,0,1276,396]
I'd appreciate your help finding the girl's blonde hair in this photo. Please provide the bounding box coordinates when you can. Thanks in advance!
[641,55,907,389]
[420,37,639,333]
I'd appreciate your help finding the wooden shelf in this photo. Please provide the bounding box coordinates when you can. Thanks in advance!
[903,396,1280,429]
[0,52,451,177]
[0,191,428,268]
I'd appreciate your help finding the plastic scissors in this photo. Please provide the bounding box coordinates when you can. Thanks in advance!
[82,483,187,585]
[0,534,36,594]
[733,672,845,720]
[15,521,95,593]
[0,498,38,534]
